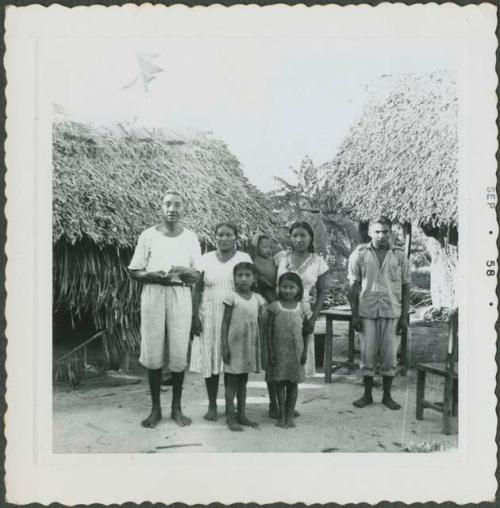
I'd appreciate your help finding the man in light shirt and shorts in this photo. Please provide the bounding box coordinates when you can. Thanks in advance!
[347,216,410,411]
[129,190,201,428]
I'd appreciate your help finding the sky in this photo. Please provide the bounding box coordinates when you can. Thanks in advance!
[46,36,461,192]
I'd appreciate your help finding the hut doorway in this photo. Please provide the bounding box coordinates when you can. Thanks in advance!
[53,309,121,370]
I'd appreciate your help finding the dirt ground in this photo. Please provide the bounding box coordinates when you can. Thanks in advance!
[53,316,457,454]
[53,367,458,454]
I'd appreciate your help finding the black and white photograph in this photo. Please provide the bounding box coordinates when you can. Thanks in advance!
[4,3,497,505]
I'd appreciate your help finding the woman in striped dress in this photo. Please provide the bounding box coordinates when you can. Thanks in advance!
[190,222,252,421]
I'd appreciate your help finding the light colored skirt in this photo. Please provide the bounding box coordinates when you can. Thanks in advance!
[304,335,316,378]
[303,302,316,377]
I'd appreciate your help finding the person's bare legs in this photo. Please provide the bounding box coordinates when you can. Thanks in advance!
[275,381,286,428]
[267,381,279,418]
[141,368,162,428]
[171,371,191,426]
[225,373,242,431]
[204,374,219,421]
[285,382,298,428]
[237,374,258,427]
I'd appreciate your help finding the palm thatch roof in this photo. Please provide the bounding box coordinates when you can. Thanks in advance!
[323,70,458,231]
[53,121,278,357]
[53,121,277,247]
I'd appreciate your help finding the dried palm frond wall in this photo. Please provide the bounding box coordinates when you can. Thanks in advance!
[53,240,140,355]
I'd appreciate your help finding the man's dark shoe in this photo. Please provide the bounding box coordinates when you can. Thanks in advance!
[353,394,373,408]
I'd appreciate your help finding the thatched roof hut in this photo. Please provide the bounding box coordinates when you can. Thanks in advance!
[323,71,458,308]
[53,121,278,358]
[323,70,458,240]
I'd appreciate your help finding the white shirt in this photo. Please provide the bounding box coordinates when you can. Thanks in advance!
[274,250,329,303]
[128,226,201,282]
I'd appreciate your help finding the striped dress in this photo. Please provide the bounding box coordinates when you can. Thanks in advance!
[190,250,252,378]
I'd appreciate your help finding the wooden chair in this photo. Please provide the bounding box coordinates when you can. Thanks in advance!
[415,309,458,435]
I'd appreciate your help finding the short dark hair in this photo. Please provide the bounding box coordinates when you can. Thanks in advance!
[162,190,185,204]
[278,271,304,301]
[372,216,392,228]
[233,262,256,278]
[256,234,271,246]
[215,222,238,237]
[289,221,315,253]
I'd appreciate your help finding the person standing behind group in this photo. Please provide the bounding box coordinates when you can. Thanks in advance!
[251,233,279,417]
[221,262,266,431]
[347,216,410,410]
[252,233,278,304]
[275,221,329,379]
[128,190,201,429]
[190,222,252,421]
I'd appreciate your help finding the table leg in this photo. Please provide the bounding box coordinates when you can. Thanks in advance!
[400,318,408,368]
[348,320,355,364]
[324,316,333,383]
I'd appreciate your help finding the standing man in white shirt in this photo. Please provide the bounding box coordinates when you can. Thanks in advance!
[128,190,201,428]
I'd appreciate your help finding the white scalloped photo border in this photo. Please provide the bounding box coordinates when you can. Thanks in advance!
[4,3,498,504]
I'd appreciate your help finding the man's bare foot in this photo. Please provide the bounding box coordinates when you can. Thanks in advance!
[276,418,286,428]
[237,415,259,428]
[227,418,243,432]
[141,407,162,428]
[268,405,279,419]
[294,410,300,417]
[171,408,192,426]
[286,416,296,428]
[204,406,218,421]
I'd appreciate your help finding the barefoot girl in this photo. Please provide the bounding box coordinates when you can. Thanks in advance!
[267,272,310,428]
[221,262,266,431]
[251,233,279,418]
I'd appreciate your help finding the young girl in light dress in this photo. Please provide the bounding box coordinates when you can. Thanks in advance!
[221,262,266,432]
[267,272,310,428]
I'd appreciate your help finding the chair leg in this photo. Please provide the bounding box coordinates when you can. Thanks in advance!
[452,378,458,417]
[416,370,426,420]
[442,375,453,435]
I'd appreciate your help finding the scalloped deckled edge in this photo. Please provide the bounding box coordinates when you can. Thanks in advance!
[4,2,500,503]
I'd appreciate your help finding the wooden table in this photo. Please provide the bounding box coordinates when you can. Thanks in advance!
[319,308,355,383]
[319,307,411,383]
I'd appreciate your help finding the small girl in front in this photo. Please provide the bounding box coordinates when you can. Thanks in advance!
[221,262,266,431]
[267,272,310,428]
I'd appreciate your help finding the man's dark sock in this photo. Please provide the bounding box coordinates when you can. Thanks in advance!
[171,371,192,425]
[171,371,184,407]
[382,375,401,410]
[353,376,373,408]
[141,368,162,428]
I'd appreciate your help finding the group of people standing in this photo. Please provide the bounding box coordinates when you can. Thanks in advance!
[128,190,410,432]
